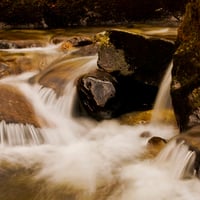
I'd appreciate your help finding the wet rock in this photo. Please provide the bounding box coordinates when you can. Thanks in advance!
[147,136,167,158]
[97,29,175,86]
[0,84,41,127]
[29,63,73,97]
[66,36,93,47]
[71,44,99,57]
[0,62,18,78]
[77,70,119,119]
[0,40,45,49]
[77,69,158,120]
[171,0,200,131]
[54,35,98,56]
[0,41,12,49]
[51,35,93,46]
[0,51,56,78]
[30,56,94,97]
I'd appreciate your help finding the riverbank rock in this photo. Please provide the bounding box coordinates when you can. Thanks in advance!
[171,0,200,131]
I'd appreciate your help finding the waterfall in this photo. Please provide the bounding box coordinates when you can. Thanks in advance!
[155,140,196,179]
[151,61,174,123]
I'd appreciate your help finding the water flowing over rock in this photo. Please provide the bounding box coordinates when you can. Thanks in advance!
[51,35,98,56]
[171,0,200,131]
[2,28,200,199]
[51,35,93,47]
[30,56,97,97]
[0,84,41,127]
[170,126,200,178]
[0,40,45,49]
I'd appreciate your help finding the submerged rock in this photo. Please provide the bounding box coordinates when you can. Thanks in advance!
[30,56,95,97]
[51,35,93,47]
[171,0,200,131]
[146,136,167,158]
[0,40,45,49]
[0,51,58,79]
[0,84,41,127]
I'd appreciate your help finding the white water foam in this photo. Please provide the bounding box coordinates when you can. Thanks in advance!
[0,49,199,199]
[0,123,199,200]
[0,43,61,53]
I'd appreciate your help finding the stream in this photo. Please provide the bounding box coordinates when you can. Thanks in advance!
[0,25,199,200]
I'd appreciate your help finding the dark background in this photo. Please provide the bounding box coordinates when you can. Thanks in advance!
[0,0,188,28]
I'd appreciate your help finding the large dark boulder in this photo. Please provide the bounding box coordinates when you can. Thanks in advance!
[171,0,200,131]
[77,69,158,120]
[97,30,175,86]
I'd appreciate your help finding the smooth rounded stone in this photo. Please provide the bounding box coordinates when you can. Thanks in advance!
[0,84,42,127]
[29,56,94,97]
[147,136,167,158]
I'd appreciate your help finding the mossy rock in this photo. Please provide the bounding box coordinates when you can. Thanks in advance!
[119,109,176,125]
[97,30,175,86]
[171,0,200,131]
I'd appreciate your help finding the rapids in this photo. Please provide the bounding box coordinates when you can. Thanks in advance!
[0,27,199,200]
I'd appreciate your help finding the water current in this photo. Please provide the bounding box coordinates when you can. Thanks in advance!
[0,26,199,200]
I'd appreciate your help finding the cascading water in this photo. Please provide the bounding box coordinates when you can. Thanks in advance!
[0,54,98,146]
[151,61,174,123]
[0,31,200,200]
